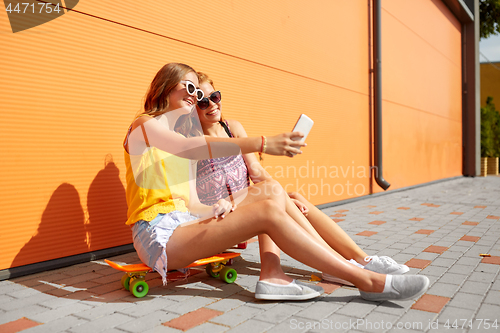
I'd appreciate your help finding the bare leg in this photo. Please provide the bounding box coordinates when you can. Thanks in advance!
[166,189,385,292]
[290,192,368,264]
[284,195,340,254]
[233,181,338,254]
[232,180,344,284]
[257,234,292,284]
[232,180,338,284]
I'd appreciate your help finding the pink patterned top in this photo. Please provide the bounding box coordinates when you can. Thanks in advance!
[196,121,250,205]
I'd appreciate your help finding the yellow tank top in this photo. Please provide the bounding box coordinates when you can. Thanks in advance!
[124,118,190,225]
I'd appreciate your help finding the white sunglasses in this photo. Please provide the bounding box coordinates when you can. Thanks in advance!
[180,80,204,101]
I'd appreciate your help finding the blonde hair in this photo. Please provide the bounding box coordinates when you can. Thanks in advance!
[142,63,197,117]
[175,71,221,138]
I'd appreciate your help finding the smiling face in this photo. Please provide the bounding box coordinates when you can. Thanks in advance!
[196,81,221,125]
[167,71,200,114]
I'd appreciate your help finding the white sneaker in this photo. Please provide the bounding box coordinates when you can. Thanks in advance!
[364,256,409,275]
[359,275,429,301]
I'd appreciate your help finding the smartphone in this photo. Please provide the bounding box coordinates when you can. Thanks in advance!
[292,114,314,142]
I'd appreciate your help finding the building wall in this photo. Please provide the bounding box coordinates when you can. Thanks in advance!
[480,62,500,107]
[377,0,463,191]
[0,0,462,271]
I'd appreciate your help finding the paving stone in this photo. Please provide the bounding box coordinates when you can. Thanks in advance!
[0,281,29,295]
[423,246,449,254]
[427,282,460,298]
[294,300,342,321]
[483,290,500,306]
[411,294,450,313]
[268,316,310,333]
[210,304,263,327]
[0,305,49,325]
[118,310,179,332]
[418,265,448,277]
[164,296,216,315]
[38,296,81,310]
[257,303,302,324]
[481,255,500,265]
[475,262,500,273]
[459,281,491,295]
[335,299,378,318]
[447,264,476,275]
[20,316,88,333]
[463,245,494,257]
[414,252,440,261]
[7,287,46,299]
[359,311,400,332]
[474,303,500,324]
[455,256,481,266]
[405,259,432,270]
[0,317,42,333]
[447,292,484,310]
[116,297,178,318]
[225,319,273,333]
[28,302,92,323]
[187,322,229,333]
[0,292,54,311]
[72,302,135,320]
[318,313,360,333]
[429,257,457,267]
[70,313,134,333]
[437,273,468,285]
[467,271,497,283]
[394,309,437,331]
[205,298,245,312]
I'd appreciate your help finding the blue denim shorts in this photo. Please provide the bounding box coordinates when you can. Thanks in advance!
[132,211,198,285]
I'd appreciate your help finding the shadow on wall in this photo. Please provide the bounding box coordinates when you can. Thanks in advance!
[11,155,130,269]
[86,154,129,251]
[11,183,88,269]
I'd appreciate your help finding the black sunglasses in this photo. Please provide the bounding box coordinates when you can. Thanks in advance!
[197,91,222,110]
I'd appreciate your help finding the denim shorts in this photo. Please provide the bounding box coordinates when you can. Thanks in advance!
[132,211,198,285]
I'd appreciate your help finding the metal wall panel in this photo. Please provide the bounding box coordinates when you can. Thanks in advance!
[0,1,371,270]
[0,0,462,270]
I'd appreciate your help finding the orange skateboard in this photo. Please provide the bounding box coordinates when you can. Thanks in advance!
[104,252,240,298]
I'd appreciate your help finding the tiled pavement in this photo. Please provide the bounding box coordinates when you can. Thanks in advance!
[1,176,499,333]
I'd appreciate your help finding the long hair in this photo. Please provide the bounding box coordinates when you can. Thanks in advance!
[175,72,220,137]
[142,63,197,117]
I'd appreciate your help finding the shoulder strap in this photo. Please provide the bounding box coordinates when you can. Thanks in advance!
[219,120,233,138]
[124,115,153,150]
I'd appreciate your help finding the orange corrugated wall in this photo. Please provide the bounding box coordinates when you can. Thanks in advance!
[0,0,461,271]
[377,0,462,191]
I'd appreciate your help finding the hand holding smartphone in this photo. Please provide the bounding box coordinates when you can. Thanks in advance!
[292,114,314,142]
[290,114,313,155]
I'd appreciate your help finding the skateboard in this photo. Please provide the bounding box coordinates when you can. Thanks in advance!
[104,252,240,298]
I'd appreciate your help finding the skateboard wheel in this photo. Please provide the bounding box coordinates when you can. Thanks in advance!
[205,265,220,278]
[220,267,237,283]
[237,242,247,249]
[130,278,149,298]
[121,274,131,291]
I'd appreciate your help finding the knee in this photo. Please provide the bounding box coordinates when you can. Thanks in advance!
[258,199,287,226]
[258,179,286,201]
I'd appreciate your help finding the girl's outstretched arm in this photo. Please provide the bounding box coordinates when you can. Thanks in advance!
[127,116,305,160]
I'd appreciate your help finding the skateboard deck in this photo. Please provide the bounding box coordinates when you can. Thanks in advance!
[105,252,240,298]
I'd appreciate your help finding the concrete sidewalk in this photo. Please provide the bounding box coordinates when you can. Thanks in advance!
[1,176,499,333]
